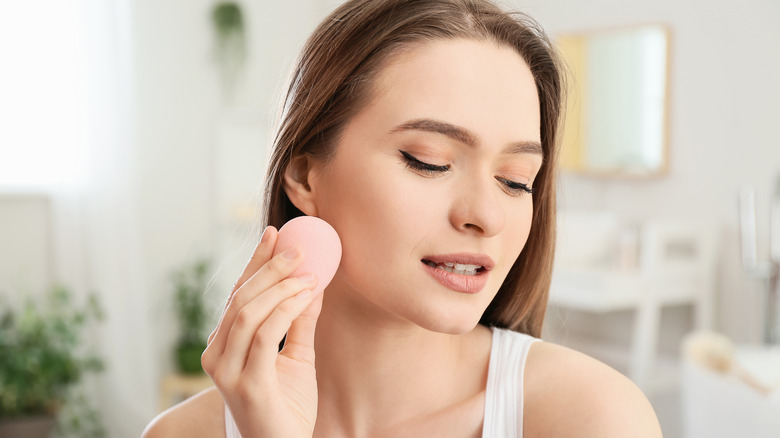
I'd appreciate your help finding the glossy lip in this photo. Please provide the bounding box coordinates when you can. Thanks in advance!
[420,253,494,294]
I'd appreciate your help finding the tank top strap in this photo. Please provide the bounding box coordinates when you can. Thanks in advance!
[481,326,540,438]
[224,404,242,438]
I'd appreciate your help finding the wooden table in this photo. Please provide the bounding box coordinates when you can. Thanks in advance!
[158,373,214,412]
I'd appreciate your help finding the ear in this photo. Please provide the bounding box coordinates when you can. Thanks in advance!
[283,154,319,216]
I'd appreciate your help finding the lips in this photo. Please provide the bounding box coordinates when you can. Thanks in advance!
[421,253,494,294]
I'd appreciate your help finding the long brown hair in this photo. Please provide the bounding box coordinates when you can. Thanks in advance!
[262,0,563,337]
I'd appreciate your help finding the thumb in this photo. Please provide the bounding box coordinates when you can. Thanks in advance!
[280,291,324,363]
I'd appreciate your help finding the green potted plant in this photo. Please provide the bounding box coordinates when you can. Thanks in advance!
[210,1,247,102]
[171,259,211,374]
[0,285,105,438]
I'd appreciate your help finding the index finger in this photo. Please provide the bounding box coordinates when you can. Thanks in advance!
[209,226,276,344]
[232,226,277,295]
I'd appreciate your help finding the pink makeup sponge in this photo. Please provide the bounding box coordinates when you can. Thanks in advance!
[273,216,342,295]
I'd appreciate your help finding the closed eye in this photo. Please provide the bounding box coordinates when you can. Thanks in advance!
[401,150,534,196]
[496,176,534,196]
[400,150,450,175]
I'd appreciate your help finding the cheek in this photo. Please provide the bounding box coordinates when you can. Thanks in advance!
[504,200,535,261]
[315,161,422,263]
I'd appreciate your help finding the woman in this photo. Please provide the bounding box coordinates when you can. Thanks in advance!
[144,0,662,436]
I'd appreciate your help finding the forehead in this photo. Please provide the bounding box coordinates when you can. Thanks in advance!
[367,38,541,145]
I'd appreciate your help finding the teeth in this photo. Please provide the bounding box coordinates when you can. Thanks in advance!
[424,260,482,276]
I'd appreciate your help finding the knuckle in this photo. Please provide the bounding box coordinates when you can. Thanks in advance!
[276,297,299,315]
[268,253,296,276]
[201,350,213,373]
[278,276,306,294]
[212,365,235,389]
[267,258,287,276]
[234,308,252,327]
[211,366,227,387]
[252,328,273,350]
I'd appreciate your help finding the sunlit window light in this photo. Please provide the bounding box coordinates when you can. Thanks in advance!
[0,2,91,190]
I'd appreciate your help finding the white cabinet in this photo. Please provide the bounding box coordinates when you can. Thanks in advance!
[548,217,719,392]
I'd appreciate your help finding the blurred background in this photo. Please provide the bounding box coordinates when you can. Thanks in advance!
[0,0,778,437]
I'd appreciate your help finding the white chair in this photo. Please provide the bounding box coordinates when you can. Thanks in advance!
[631,220,718,388]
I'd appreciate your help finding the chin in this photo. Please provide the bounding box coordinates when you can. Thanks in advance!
[410,307,484,335]
[422,320,480,336]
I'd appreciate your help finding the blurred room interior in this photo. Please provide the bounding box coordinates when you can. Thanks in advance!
[1,0,778,437]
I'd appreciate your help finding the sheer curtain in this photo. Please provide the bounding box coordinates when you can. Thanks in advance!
[1,0,158,435]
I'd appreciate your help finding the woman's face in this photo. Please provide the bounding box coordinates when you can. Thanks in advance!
[308,38,542,334]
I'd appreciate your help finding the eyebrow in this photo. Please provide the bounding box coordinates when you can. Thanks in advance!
[390,118,543,157]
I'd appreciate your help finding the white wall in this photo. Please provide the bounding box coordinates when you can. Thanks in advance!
[513,0,780,343]
[0,195,51,298]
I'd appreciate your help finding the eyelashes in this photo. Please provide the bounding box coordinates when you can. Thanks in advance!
[399,150,534,196]
[400,150,450,174]
[495,176,535,196]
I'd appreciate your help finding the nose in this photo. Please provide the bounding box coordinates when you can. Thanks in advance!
[448,176,506,237]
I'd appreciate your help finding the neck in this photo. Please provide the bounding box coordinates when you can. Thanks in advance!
[312,286,491,436]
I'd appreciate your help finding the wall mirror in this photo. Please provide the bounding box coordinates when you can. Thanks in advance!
[556,25,670,177]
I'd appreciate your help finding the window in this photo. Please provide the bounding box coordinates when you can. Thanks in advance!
[0,1,92,189]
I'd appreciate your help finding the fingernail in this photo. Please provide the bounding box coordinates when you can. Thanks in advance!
[260,226,270,243]
[282,246,299,260]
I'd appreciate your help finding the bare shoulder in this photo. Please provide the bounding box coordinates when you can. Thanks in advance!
[142,386,225,438]
[523,341,662,437]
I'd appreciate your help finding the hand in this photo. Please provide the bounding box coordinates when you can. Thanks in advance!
[201,226,323,438]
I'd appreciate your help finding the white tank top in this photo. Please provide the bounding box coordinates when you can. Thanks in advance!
[224,326,538,438]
